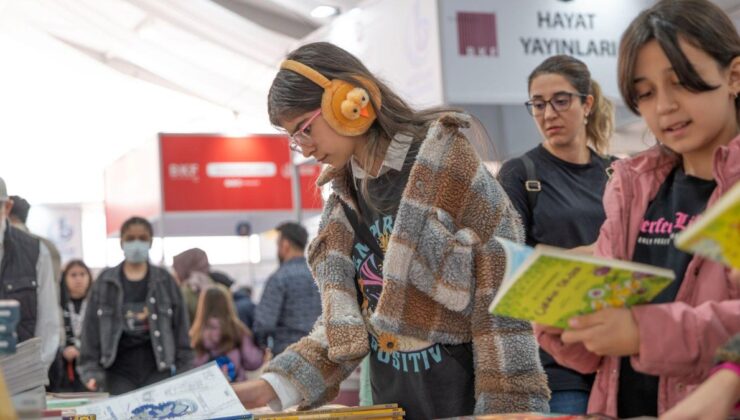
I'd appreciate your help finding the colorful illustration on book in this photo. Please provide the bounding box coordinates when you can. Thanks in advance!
[131,399,197,419]
[584,267,651,311]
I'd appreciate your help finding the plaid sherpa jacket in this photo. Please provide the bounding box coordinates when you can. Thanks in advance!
[265,113,549,413]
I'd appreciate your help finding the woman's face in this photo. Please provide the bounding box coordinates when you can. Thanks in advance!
[203,317,222,349]
[528,73,593,151]
[632,38,739,158]
[65,265,91,300]
[280,110,365,169]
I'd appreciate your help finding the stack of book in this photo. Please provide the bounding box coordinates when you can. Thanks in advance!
[0,300,20,354]
[254,404,405,419]
[0,336,47,413]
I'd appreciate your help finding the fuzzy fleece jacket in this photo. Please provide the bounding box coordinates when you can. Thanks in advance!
[264,113,550,413]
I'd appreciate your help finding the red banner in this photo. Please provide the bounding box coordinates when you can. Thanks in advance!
[159,134,323,212]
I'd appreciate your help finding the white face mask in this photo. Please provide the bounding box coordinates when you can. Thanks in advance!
[122,240,150,263]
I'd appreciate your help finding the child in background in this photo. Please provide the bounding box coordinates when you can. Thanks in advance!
[48,260,93,392]
[190,286,264,382]
[536,0,740,417]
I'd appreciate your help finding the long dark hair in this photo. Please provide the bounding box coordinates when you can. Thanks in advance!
[59,259,92,305]
[528,55,614,155]
[189,286,251,356]
[268,42,464,208]
[618,0,740,115]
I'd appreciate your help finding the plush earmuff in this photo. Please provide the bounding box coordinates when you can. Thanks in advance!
[280,59,381,137]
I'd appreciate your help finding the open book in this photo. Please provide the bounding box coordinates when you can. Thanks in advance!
[675,181,740,269]
[489,238,674,328]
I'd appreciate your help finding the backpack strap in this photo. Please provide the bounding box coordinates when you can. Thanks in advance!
[520,154,541,210]
[339,200,384,258]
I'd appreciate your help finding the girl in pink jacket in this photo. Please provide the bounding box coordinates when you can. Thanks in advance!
[536,0,740,417]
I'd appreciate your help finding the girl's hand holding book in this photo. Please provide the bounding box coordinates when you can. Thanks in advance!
[561,308,640,356]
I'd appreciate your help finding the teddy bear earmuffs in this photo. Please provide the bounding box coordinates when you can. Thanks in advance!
[280,59,382,137]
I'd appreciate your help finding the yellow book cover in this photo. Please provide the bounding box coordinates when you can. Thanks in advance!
[254,404,402,420]
[0,368,18,420]
[675,181,740,269]
[489,238,675,329]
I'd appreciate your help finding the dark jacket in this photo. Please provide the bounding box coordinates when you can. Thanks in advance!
[253,257,320,355]
[0,224,40,342]
[78,262,193,389]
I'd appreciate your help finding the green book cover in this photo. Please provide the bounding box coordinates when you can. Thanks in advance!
[489,238,675,328]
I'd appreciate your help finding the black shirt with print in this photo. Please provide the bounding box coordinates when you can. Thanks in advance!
[108,266,158,384]
[349,146,475,420]
[618,166,716,418]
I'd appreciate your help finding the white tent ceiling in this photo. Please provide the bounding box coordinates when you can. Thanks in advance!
[0,0,359,205]
[0,0,738,205]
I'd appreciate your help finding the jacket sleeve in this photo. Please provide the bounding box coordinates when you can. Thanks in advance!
[263,314,363,410]
[252,274,285,348]
[457,152,549,412]
[77,278,105,387]
[170,274,194,373]
[630,299,740,376]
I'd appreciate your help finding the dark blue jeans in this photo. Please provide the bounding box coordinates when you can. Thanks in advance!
[549,390,590,414]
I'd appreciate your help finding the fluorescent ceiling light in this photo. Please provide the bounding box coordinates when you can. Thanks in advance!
[310,5,339,18]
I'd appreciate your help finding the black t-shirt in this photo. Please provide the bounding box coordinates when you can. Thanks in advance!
[618,166,716,418]
[349,147,475,420]
[108,267,157,384]
[498,145,612,392]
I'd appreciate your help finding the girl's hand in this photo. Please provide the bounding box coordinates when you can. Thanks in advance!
[85,378,97,391]
[561,308,640,356]
[232,379,278,408]
[62,345,80,362]
[534,323,564,336]
[730,269,740,288]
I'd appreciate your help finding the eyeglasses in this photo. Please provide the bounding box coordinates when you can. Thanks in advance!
[289,109,322,152]
[525,92,588,117]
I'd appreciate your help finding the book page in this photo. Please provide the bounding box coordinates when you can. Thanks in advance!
[79,362,250,419]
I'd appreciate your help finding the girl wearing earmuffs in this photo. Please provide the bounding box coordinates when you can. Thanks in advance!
[232,42,549,419]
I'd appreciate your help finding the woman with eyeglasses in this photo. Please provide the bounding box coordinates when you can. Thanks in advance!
[232,41,549,419]
[497,55,616,415]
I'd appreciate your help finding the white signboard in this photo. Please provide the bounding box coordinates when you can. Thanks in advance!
[439,0,653,104]
[26,204,83,264]
[302,0,444,108]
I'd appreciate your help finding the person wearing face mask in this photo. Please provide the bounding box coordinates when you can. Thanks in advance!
[78,216,193,395]
[252,222,320,356]
[0,177,60,371]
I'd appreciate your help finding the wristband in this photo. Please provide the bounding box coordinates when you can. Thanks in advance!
[710,361,740,377]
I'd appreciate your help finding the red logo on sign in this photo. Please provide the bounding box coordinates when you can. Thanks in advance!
[457,12,498,56]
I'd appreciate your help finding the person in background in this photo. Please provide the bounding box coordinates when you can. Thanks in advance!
[233,42,548,419]
[232,285,256,331]
[497,55,616,414]
[190,286,264,382]
[172,247,215,324]
[536,0,740,416]
[49,260,93,392]
[8,195,62,291]
[0,177,60,370]
[252,222,320,356]
[78,216,192,394]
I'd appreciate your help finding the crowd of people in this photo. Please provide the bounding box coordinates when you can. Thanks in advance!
[1,0,739,419]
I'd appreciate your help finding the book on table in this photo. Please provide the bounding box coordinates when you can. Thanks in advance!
[489,237,675,329]
[674,181,740,269]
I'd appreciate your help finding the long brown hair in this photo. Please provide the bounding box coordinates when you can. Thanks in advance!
[189,286,250,355]
[268,42,463,209]
[618,0,740,116]
[527,55,614,155]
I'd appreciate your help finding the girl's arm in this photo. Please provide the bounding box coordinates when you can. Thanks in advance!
[630,299,740,376]
[239,334,264,371]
